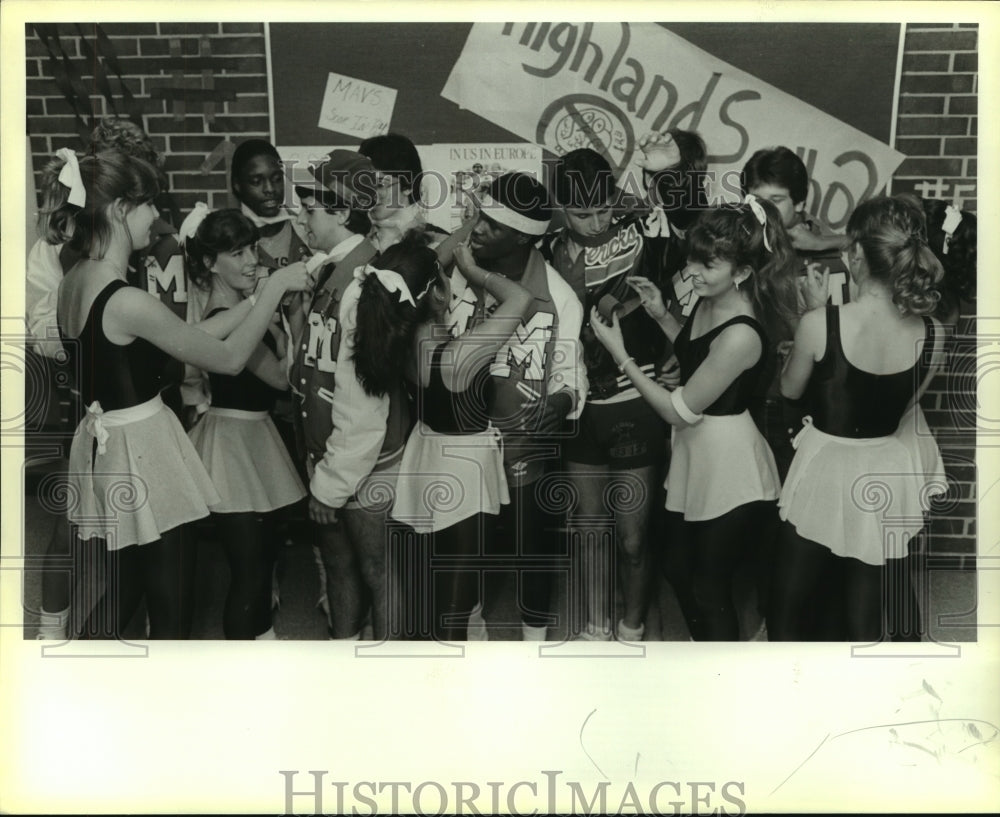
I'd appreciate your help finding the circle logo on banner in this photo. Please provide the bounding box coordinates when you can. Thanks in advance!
[536,94,635,176]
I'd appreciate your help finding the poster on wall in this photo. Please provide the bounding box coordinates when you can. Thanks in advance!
[442,22,907,226]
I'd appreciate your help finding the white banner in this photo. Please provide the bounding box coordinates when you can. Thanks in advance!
[442,22,905,227]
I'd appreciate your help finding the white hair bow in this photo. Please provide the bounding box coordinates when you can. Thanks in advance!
[354,263,416,307]
[941,204,962,256]
[743,193,772,252]
[55,148,86,208]
[178,202,211,247]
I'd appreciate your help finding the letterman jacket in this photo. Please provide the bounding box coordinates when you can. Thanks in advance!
[445,247,586,486]
[543,210,686,403]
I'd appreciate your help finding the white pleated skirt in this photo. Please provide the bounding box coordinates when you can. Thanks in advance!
[188,407,306,514]
[665,410,781,521]
[67,396,220,549]
[778,415,947,565]
[390,421,509,534]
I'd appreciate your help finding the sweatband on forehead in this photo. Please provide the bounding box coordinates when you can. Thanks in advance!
[479,193,549,236]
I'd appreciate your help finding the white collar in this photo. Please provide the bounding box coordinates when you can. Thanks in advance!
[306,232,365,273]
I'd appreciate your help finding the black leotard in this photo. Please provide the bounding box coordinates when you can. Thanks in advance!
[673,299,770,416]
[411,341,493,435]
[204,306,285,412]
[805,305,935,438]
[59,279,166,410]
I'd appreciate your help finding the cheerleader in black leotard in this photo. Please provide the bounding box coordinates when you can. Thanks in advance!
[45,150,310,639]
[591,199,799,640]
[184,209,306,639]
[349,236,533,642]
[770,196,946,642]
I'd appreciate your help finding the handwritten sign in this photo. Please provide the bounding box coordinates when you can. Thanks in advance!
[442,23,906,228]
[317,71,396,140]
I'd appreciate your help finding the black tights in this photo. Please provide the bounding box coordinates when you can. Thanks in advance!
[429,513,486,642]
[80,525,196,640]
[214,511,279,639]
[767,522,914,641]
[662,502,775,641]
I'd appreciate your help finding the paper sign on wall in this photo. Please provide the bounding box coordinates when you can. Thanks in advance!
[442,23,906,228]
[317,72,396,140]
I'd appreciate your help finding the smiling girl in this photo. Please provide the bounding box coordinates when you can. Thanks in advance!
[591,199,798,640]
[184,208,307,639]
[47,151,310,638]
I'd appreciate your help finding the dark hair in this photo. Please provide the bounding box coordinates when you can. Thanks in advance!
[920,197,976,309]
[353,231,441,397]
[646,128,709,229]
[183,209,260,290]
[37,149,160,257]
[230,139,282,195]
[740,146,809,205]
[847,196,944,317]
[358,132,424,204]
[687,200,800,340]
[552,148,617,209]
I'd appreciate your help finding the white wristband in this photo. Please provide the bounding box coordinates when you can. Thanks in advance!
[671,386,703,424]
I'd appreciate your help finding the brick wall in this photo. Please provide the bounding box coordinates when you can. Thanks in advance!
[23,22,980,565]
[26,22,270,215]
[893,23,978,568]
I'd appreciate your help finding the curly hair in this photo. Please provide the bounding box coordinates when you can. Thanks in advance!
[353,231,441,398]
[687,200,800,341]
[846,196,944,317]
[183,209,260,291]
[37,149,160,257]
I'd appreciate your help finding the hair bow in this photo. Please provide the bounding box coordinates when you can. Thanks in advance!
[55,148,86,208]
[178,202,211,247]
[941,204,962,256]
[743,193,772,252]
[354,263,416,307]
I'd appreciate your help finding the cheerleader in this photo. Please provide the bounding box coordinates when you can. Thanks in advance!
[46,150,310,638]
[183,208,307,639]
[591,199,799,640]
[380,242,534,642]
[769,196,946,641]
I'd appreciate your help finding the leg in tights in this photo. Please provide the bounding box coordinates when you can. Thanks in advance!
[661,510,698,638]
[142,525,196,639]
[687,503,771,641]
[431,513,484,642]
[768,522,837,641]
[842,556,884,643]
[79,539,146,639]
[256,512,280,636]
[215,511,269,640]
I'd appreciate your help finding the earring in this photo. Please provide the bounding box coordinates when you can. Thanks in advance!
[734,279,741,292]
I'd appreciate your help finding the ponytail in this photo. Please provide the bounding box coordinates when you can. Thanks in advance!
[847,196,943,317]
[36,149,160,256]
[353,232,440,397]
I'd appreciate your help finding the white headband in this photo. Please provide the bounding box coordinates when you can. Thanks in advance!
[743,194,772,252]
[478,192,549,236]
[354,263,430,307]
[56,148,86,208]
[178,202,211,247]
[941,204,962,256]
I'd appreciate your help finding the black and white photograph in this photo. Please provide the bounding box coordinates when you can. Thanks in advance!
[1,1,997,813]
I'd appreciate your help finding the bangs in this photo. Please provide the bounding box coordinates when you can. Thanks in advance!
[687,210,739,266]
[123,156,162,204]
[201,209,260,253]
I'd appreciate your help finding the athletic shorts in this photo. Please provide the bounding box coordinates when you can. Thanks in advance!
[562,396,668,469]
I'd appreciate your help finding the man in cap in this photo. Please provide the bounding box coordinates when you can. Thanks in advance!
[445,172,587,641]
[286,149,394,640]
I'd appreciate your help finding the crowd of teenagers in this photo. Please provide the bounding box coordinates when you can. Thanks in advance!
[26,116,976,642]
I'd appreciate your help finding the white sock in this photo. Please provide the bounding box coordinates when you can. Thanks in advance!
[37,606,69,640]
[617,618,645,642]
[521,622,548,641]
[467,603,488,641]
[256,626,277,640]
